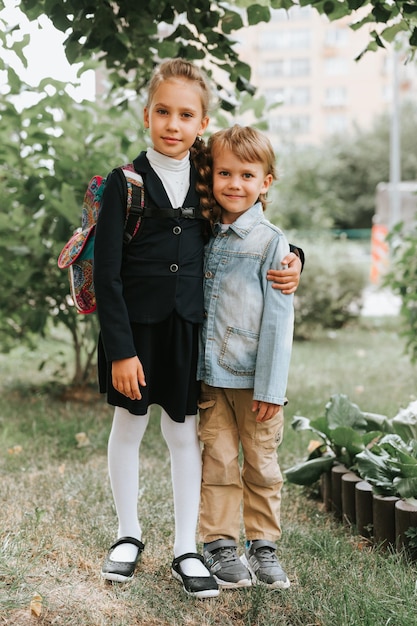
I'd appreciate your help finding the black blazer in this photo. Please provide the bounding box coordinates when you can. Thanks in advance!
[94,152,206,362]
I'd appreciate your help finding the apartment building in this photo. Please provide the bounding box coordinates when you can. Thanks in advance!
[235,5,416,148]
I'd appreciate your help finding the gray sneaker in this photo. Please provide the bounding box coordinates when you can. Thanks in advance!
[241,540,290,589]
[204,539,252,588]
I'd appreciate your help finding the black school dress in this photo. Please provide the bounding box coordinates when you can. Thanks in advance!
[94,152,207,423]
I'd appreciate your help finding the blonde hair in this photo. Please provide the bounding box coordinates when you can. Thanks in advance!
[146,58,213,222]
[146,58,211,116]
[206,125,277,213]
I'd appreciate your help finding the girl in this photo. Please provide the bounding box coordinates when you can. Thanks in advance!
[93,59,301,599]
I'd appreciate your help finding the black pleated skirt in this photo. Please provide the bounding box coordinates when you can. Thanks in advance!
[98,311,200,423]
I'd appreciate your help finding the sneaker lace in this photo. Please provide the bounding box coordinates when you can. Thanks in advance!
[218,547,239,563]
[254,547,278,565]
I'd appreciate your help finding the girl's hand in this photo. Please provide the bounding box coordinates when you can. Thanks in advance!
[112,357,146,400]
[267,252,302,295]
[252,400,282,423]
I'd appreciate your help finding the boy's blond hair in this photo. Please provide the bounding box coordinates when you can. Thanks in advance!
[208,125,277,212]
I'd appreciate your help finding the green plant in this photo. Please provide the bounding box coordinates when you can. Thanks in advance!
[17,0,417,80]
[284,394,390,486]
[405,526,417,550]
[356,434,417,502]
[386,222,417,363]
[289,240,367,340]
[390,400,417,442]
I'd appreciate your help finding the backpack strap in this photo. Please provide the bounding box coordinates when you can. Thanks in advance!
[116,163,207,247]
[119,166,145,245]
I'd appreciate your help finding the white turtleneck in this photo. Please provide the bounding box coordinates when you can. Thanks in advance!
[146,147,190,208]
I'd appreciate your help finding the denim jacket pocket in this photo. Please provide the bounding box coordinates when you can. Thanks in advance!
[218,326,258,376]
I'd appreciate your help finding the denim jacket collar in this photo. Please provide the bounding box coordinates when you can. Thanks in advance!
[214,202,264,239]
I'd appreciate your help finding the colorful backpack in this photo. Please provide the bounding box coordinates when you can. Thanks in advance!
[57,163,144,314]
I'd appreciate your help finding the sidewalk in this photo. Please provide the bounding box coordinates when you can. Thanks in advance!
[361,287,401,317]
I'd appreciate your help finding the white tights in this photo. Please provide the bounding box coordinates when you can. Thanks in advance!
[107,406,208,576]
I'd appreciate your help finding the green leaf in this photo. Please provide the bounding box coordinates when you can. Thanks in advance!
[325,394,368,431]
[330,426,365,456]
[390,462,417,478]
[356,447,400,495]
[157,40,180,58]
[362,411,391,432]
[372,4,393,23]
[236,75,256,94]
[219,99,237,112]
[271,0,294,9]
[347,0,366,9]
[380,22,409,44]
[65,37,83,65]
[351,12,376,31]
[247,4,271,25]
[49,3,72,31]
[394,476,417,499]
[221,10,244,34]
[291,414,331,446]
[7,67,23,94]
[404,3,417,15]
[323,1,334,15]
[378,434,417,466]
[285,456,335,486]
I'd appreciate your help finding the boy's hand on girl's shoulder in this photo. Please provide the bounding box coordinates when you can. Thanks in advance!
[112,356,146,400]
[252,400,282,423]
[267,252,302,295]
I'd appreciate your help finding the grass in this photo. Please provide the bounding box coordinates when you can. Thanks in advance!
[1,315,417,625]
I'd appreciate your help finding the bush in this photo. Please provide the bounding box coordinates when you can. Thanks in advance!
[294,237,367,339]
[385,222,417,362]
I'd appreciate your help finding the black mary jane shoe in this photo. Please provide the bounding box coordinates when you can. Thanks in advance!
[101,536,145,583]
[171,552,220,599]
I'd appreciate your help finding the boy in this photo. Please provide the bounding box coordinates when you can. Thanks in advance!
[198,125,294,590]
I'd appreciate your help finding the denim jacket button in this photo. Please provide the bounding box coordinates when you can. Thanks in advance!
[205,270,213,278]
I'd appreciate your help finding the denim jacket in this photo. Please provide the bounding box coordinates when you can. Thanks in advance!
[197,203,294,405]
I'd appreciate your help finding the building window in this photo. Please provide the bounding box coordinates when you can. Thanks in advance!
[382,84,391,102]
[288,5,313,20]
[264,86,310,106]
[290,86,310,105]
[270,5,312,21]
[260,60,285,78]
[260,59,310,78]
[324,57,348,76]
[270,115,310,134]
[290,58,310,76]
[325,28,348,48]
[324,86,347,107]
[291,30,311,48]
[264,88,285,105]
[325,114,348,134]
[270,8,289,22]
[259,29,311,50]
[258,31,282,50]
